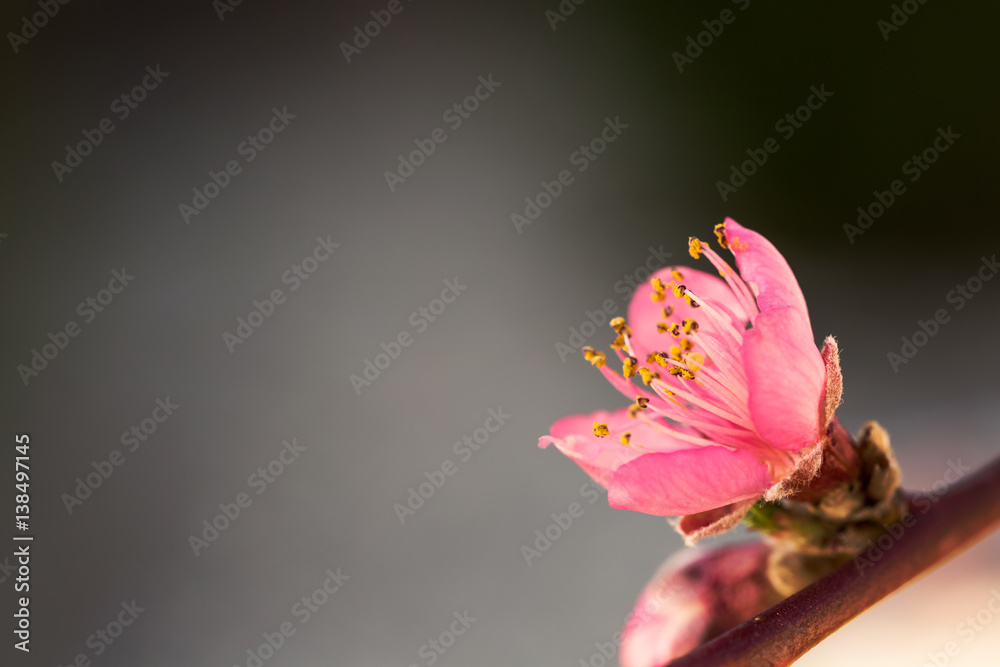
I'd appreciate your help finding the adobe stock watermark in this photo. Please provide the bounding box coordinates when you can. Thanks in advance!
[511,116,629,234]
[222,235,340,354]
[716,84,834,201]
[231,567,349,667]
[383,74,501,192]
[672,0,752,73]
[521,480,602,566]
[51,65,170,182]
[854,459,971,573]
[56,599,145,667]
[16,267,135,387]
[340,0,416,63]
[877,0,931,41]
[921,589,1000,667]
[887,253,997,372]
[555,245,673,362]
[544,0,589,31]
[844,126,960,244]
[178,106,296,224]
[406,610,477,667]
[350,277,467,395]
[61,396,180,515]
[394,407,511,524]
[7,0,72,54]
[187,438,306,556]
[213,0,248,21]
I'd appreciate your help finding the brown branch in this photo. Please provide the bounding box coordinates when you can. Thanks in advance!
[666,454,1000,667]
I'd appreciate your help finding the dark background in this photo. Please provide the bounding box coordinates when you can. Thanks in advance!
[2,1,999,665]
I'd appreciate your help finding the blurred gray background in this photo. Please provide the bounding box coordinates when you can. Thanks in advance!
[2,1,999,665]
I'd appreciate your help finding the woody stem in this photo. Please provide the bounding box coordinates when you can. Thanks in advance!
[664,453,1000,667]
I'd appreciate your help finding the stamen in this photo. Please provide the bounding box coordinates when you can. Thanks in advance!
[622,355,638,378]
[714,223,728,249]
[610,317,627,333]
[680,287,744,345]
[619,432,631,445]
[700,245,758,318]
[688,330,746,385]
[686,352,705,371]
[668,366,696,380]
[682,318,699,333]
[688,237,703,259]
[638,367,658,385]
[582,347,607,368]
[636,396,650,409]
[593,422,610,437]
[651,377,756,430]
[650,278,666,302]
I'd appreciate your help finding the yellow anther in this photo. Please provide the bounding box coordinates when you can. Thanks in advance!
[668,323,681,338]
[646,352,660,364]
[688,237,703,259]
[672,283,686,298]
[684,294,700,308]
[669,366,695,380]
[636,396,650,409]
[686,352,705,371]
[671,270,684,281]
[650,278,667,302]
[656,322,669,334]
[662,305,674,318]
[623,355,638,377]
[610,317,626,332]
[638,367,658,385]
[627,404,641,418]
[669,345,682,361]
[619,432,631,445]
[610,333,625,349]
[653,352,669,367]
[583,348,606,367]
[593,422,610,437]
[682,318,699,334]
[680,338,694,352]
[714,223,728,249]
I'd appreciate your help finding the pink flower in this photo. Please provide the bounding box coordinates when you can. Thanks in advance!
[619,540,777,667]
[539,219,842,535]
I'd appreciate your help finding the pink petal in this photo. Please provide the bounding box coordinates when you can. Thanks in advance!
[538,408,691,487]
[742,307,825,451]
[620,585,710,667]
[607,446,772,516]
[722,218,810,326]
[620,541,773,667]
[627,265,747,364]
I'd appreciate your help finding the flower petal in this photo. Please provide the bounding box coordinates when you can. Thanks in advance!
[607,446,772,516]
[620,541,774,667]
[538,408,691,487]
[722,218,810,326]
[742,307,825,451]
